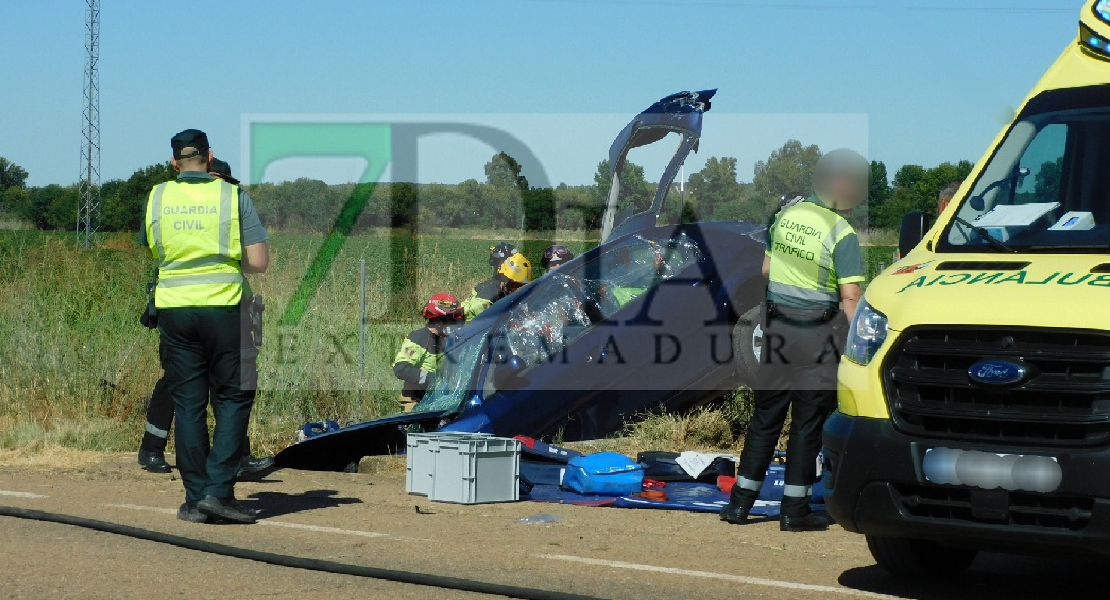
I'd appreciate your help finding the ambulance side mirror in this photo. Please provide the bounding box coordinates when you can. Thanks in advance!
[899,212,931,258]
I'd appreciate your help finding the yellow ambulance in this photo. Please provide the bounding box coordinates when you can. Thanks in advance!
[823,0,1110,576]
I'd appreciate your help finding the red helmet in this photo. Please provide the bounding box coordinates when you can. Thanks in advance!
[422,293,463,321]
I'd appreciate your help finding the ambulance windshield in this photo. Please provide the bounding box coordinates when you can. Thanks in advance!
[942,89,1110,253]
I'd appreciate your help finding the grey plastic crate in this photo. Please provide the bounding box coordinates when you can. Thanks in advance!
[429,436,521,504]
[405,432,493,496]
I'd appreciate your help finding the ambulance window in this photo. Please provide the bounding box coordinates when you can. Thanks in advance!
[941,102,1110,252]
[1013,124,1066,205]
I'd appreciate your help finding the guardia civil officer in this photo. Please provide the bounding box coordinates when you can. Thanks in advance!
[136,158,273,479]
[720,149,867,532]
[142,130,269,524]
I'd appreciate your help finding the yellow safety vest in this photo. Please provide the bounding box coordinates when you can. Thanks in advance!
[461,278,502,321]
[393,336,443,373]
[145,179,243,308]
[766,199,856,308]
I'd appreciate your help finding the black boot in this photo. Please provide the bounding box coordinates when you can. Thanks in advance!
[138,448,171,473]
[719,484,755,525]
[236,454,276,479]
[719,503,750,524]
[780,513,830,532]
[197,496,258,524]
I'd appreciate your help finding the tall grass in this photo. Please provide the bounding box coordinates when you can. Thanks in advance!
[0,230,595,454]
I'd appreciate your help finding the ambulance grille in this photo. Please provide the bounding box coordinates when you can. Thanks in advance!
[884,327,1110,447]
[893,483,1093,530]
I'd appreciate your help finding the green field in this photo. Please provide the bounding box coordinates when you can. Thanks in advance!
[0,229,895,456]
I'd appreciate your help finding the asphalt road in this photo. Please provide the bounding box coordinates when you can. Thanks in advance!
[0,453,1106,600]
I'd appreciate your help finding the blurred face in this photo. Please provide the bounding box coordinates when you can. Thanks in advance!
[826,173,867,211]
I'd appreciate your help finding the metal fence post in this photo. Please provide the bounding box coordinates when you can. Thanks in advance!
[359,258,366,410]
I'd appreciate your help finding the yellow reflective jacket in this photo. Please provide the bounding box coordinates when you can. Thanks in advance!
[766,197,864,310]
[393,327,446,398]
[145,179,242,308]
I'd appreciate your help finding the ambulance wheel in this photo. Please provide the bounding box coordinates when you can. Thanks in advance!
[866,535,977,578]
[733,303,763,384]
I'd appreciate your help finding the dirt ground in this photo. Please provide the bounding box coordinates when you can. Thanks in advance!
[0,451,1107,600]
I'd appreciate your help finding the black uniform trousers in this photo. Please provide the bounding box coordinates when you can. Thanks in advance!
[157,306,253,503]
[141,375,253,457]
[732,306,845,518]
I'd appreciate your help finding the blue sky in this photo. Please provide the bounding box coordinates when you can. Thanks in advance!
[0,0,1081,187]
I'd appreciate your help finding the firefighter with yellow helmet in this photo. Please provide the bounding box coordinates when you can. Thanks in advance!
[461,252,532,321]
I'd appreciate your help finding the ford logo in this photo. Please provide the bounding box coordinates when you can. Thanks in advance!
[968,359,1029,386]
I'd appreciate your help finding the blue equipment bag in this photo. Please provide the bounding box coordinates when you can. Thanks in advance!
[561,452,644,495]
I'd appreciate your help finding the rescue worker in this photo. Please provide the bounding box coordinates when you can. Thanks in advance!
[393,293,464,412]
[142,129,269,524]
[461,252,531,320]
[540,244,575,272]
[938,179,963,215]
[720,148,867,532]
[136,158,273,478]
[488,241,519,271]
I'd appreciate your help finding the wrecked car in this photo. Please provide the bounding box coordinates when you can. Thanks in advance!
[277,89,769,471]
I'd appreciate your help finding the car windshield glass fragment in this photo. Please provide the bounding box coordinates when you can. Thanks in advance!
[483,233,704,396]
[414,330,484,415]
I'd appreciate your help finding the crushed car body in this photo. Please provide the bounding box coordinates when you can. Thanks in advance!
[276,89,770,472]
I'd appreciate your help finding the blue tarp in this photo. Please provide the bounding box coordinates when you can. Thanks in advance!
[521,461,826,518]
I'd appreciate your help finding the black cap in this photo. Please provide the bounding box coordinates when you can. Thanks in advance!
[209,158,240,184]
[171,129,210,160]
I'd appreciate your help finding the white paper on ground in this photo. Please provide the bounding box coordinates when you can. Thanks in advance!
[676,451,740,478]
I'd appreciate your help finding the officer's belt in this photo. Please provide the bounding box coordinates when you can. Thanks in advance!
[767,302,838,325]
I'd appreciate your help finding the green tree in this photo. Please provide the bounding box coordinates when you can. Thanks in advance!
[2,186,29,220]
[484,152,529,191]
[0,157,29,191]
[875,161,974,228]
[100,162,176,231]
[687,156,743,221]
[1033,156,1063,200]
[554,184,593,231]
[587,158,654,229]
[750,140,822,223]
[44,186,80,230]
[862,160,891,229]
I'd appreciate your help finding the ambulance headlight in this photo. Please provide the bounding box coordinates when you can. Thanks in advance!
[845,299,889,366]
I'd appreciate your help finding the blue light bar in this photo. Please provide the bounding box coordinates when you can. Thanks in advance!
[1081,22,1110,59]
[1097,0,1110,24]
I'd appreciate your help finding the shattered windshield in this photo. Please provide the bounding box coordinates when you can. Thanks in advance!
[942,103,1110,253]
[483,233,703,397]
[413,329,485,415]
